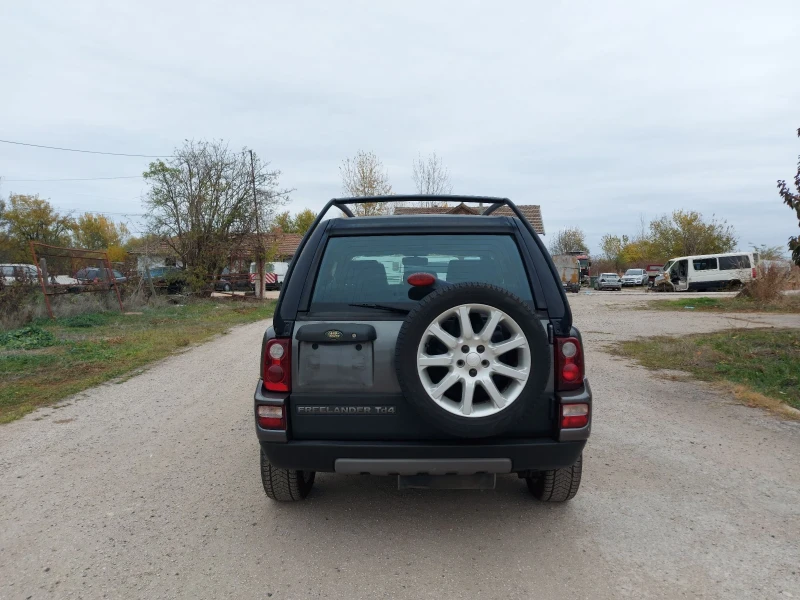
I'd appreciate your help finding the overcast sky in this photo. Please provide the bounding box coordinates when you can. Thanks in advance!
[1,0,798,255]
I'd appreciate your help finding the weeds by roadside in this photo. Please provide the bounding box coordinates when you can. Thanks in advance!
[738,263,791,303]
[0,299,276,423]
[613,328,800,415]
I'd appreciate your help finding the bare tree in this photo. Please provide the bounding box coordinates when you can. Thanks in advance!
[548,227,589,256]
[339,150,393,216]
[144,140,290,285]
[412,152,452,205]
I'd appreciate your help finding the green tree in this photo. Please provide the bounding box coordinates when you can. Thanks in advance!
[292,208,316,235]
[548,226,588,256]
[0,194,74,261]
[648,210,737,258]
[73,213,130,250]
[273,211,294,233]
[777,127,800,265]
[0,198,11,262]
[620,239,654,265]
[339,150,392,216]
[271,208,317,235]
[600,234,626,270]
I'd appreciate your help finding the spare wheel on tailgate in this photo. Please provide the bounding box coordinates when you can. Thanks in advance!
[395,282,550,438]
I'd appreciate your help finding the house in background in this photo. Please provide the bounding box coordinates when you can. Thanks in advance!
[393,202,545,234]
[129,232,303,273]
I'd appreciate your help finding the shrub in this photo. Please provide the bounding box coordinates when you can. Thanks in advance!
[0,325,57,350]
[738,263,790,302]
[0,284,42,330]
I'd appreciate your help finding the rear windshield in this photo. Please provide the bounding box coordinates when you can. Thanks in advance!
[311,234,532,309]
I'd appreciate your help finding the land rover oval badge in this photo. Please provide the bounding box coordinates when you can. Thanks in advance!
[325,329,343,340]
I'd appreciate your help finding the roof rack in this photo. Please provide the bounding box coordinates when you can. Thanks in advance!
[312,194,528,220]
[288,195,540,281]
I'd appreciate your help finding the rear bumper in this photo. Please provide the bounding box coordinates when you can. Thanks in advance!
[260,438,586,474]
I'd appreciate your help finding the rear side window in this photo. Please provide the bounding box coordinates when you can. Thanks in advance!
[692,258,718,271]
[311,234,532,308]
[718,255,751,270]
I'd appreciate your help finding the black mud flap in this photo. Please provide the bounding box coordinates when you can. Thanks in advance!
[398,473,497,490]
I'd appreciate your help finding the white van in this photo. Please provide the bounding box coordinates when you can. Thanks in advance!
[249,261,289,290]
[654,252,756,292]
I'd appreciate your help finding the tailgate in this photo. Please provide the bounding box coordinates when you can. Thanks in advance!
[289,320,554,441]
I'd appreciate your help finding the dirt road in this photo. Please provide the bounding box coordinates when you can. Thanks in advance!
[1,294,798,599]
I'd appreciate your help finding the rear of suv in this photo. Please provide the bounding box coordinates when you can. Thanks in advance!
[255,196,591,502]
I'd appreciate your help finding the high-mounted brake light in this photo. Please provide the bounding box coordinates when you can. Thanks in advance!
[407,272,436,287]
[257,405,286,430]
[556,337,584,391]
[263,338,291,392]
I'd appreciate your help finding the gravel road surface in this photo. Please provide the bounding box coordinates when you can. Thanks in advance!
[1,293,799,600]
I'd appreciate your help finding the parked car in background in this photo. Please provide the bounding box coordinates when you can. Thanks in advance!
[75,267,127,284]
[595,273,622,290]
[621,268,648,286]
[144,266,188,293]
[1,264,38,285]
[214,268,252,292]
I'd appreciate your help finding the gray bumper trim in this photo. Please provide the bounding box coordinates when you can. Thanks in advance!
[334,458,512,476]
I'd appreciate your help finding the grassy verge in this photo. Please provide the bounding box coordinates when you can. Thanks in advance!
[613,328,800,415]
[645,295,800,313]
[0,299,276,423]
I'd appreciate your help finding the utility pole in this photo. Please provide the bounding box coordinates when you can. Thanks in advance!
[250,149,264,299]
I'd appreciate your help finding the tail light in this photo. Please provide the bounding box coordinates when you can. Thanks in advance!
[263,338,291,392]
[257,405,286,429]
[556,337,584,391]
[561,403,589,429]
[751,267,757,279]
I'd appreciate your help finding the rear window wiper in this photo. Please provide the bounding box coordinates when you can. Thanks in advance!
[348,302,410,314]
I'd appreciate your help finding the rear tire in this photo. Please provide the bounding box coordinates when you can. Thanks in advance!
[260,447,315,501]
[526,454,582,502]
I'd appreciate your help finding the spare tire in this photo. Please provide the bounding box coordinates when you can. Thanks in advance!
[395,282,551,438]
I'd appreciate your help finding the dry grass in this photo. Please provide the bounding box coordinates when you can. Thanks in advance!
[613,328,800,414]
[724,384,800,421]
[738,263,790,302]
[0,282,161,331]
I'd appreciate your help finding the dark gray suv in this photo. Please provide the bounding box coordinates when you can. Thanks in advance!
[255,196,591,502]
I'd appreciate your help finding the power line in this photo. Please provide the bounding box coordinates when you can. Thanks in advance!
[0,138,173,158]
[2,175,143,182]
